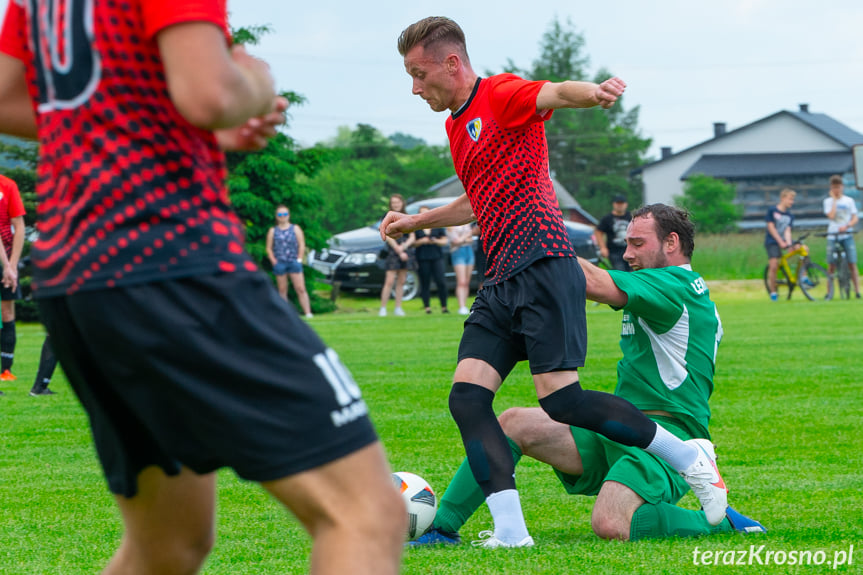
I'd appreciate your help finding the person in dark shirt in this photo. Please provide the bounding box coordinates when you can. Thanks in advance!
[414,206,450,314]
[764,188,796,301]
[596,194,633,271]
[0,2,404,573]
[383,17,728,548]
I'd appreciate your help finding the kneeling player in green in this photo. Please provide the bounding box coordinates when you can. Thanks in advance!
[413,204,765,545]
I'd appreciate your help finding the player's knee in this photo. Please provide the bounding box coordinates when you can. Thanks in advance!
[591,511,630,541]
[135,529,215,575]
[448,382,494,423]
[538,383,585,424]
[498,407,537,451]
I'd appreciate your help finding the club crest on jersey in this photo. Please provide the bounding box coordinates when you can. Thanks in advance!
[467,118,482,142]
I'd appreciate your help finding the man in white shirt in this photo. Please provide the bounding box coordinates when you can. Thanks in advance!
[823,175,860,299]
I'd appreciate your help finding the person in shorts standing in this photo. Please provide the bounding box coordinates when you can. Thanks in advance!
[266,204,312,318]
[0,2,405,573]
[447,222,474,314]
[379,193,416,317]
[764,188,796,301]
[0,173,25,382]
[384,16,728,548]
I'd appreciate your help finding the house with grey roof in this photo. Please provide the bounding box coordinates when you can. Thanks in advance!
[427,174,597,226]
[638,104,863,228]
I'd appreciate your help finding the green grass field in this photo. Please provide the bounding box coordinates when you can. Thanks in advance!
[1,281,862,574]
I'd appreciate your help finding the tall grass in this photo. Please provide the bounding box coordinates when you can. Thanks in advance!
[1,285,862,574]
[692,232,837,280]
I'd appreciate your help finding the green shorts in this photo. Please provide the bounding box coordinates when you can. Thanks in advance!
[553,416,697,505]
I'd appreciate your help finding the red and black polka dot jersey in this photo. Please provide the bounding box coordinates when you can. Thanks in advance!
[0,0,256,297]
[446,74,574,285]
[0,174,26,258]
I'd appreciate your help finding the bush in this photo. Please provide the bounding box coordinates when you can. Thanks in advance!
[675,174,742,234]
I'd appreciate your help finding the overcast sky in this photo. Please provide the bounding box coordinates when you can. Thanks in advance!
[3,0,862,159]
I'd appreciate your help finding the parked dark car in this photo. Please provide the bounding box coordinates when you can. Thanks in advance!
[308,197,600,300]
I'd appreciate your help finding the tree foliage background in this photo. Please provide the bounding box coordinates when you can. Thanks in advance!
[674,174,743,234]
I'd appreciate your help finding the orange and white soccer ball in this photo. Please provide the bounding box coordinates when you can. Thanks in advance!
[392,471,437,540]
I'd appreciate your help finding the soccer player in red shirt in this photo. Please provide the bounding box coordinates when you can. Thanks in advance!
[383,17,728,548]
[0,173,25,382]
[0,2,404,573]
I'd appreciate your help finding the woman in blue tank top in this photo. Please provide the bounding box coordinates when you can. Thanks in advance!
[266,205,313,318]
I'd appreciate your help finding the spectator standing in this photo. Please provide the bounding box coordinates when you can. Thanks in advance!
[379,194,416,317]
[0,173,25,382]
[415,206,449,314]
[266,205,312,318]
[764,188,796,301]
[596,194,632,271]
[823,175,860,299]
[447,223,475,314]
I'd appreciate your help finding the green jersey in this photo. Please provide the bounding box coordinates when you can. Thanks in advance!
[607,265,722,438]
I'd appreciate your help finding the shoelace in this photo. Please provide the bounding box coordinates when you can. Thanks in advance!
[471,530,495,547]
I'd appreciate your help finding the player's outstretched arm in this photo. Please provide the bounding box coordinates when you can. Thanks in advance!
[0,53,37,139]
[157,23,276,131]
[536,77,626,112]
[578,257,627,307]
[380,194,475,240]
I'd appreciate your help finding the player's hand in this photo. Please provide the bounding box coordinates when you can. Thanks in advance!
[399,251,408,261]
[2,266,17,291]
[380,211,413,240]
[596,77,626,109]
[216,96,289,151]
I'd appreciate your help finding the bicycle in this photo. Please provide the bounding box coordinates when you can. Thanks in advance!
[818,230,858,300]
[763,233,833,301]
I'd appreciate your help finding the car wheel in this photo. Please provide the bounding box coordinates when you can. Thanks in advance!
[393,270,419,301]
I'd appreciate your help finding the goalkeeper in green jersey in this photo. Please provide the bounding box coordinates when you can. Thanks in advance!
[412,204,765,545]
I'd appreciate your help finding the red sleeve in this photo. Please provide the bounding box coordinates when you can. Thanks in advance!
[487,74,553,130]
[141,0,229,40]
[5,180,25,218]
[0,1,28,61]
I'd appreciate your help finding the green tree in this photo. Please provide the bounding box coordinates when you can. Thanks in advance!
[675,174,743,234]
[309,124,453,233]
[500,17,651,218]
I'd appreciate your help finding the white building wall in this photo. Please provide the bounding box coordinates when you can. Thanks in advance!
[643,115,848,206]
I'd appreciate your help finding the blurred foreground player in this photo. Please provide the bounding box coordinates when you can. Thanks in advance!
[0,2,404,573]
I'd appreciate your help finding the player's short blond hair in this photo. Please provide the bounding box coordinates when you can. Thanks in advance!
[779,188,796,199]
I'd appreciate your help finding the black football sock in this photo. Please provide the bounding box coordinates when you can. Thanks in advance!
[1,321,15,372]
[448,381,515,497]
[539,381,657,448]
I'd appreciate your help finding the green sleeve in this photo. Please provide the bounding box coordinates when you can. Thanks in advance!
[607,269,683,333]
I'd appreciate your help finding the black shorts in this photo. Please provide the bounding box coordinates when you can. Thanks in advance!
[0,282,21,301]
[37,272,378,497]
[765,243,782,259]
[458,257,587,379]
